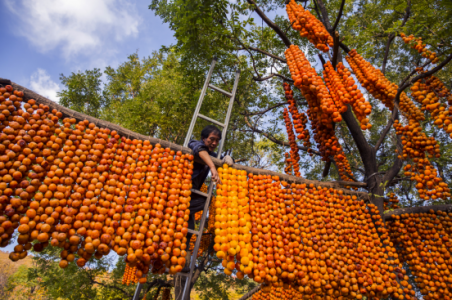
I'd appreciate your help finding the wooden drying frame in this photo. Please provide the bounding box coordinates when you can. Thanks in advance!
[4,79,452,217]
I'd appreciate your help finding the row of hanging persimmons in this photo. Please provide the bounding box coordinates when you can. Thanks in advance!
[213,164,452,300]
[0,83,197,281]
[283,0,452,203]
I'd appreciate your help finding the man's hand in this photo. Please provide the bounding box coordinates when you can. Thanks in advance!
[222,155,233,166]
[199,150,222,185]
[210,167,222,185]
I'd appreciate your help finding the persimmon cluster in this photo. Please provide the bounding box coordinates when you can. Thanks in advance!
[411,76,452,138]
[395,120,450,201]
[384,193,400,211]
[286,45,342,124]
[283,108,301,177]
[122,263,139,285]
[346,50,398,110]
[346,50,424,123]
[388,210,452,300]
[214,165,252,279]
[333,149,355,183]
[286,45,354,181]
[400,33,439,63]
[0,85,194,282]
[325,62,372,130]
[286,0,333,52]
[283,83,311,149]
[284,153,293,176]
[188,230,211,258]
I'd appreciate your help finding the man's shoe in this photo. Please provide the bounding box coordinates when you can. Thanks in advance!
[180,266,191,273]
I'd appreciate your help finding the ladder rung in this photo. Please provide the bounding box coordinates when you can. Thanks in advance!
[197,114,225,127]
[208,84,232,98]
[191,189,209,198]
[177,272,189,277]
[187,228,200,235]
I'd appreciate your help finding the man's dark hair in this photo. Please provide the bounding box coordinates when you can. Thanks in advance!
[201,125,222,140]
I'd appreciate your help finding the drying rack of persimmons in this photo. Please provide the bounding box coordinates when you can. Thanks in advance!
[2,78,452,300]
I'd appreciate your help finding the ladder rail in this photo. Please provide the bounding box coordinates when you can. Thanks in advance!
[179,181,215,300]
[217,70,240,157]
[183,58,217,147]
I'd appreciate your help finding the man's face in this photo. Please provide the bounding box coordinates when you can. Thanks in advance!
[203,132,220,152]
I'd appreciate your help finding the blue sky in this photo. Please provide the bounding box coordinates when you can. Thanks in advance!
[0,0,176,102]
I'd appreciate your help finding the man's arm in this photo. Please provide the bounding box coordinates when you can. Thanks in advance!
[199,151,222,185]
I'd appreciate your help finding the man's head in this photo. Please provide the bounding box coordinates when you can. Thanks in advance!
[201,125,222,152]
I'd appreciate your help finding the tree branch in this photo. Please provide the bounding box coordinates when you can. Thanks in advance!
[381,35,396,75]
[340,106,373,171]
[253,73,294,82]
[397,51,452,98]
[246,0,292,47]
[314,0,333,31]
[331,0,345,32]
[332,31,340,68]
[236,46,286,63]
[243,115,321,155]
[89,279,132,297]
[322,161,332,177]
[382,130,403,185]
[381,0,410,75]
[240,102,288,116]
[375,109,398,151]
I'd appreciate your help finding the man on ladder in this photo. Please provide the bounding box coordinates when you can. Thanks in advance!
[131,57,240,300]
[182,125,233,272]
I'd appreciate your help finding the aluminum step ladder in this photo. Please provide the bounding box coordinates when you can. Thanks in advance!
[131,58,240,300]
[177,57,240,300]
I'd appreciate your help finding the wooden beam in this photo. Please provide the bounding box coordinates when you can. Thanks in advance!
[384,204,452,220]
[9,80,368,196]
[238,286,260,300]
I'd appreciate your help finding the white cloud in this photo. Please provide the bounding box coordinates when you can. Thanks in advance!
[29,69,61,102]
[5,0,140,59]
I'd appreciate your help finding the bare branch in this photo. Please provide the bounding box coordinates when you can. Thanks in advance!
[246,0,292,47]
[397,52,452,97]
[381,35,396,75]
[382,0,410,75]
[332,0,345,32]
[240,102,288,116]
[89,279,132,297]
[243,115,321,155]
[253,73,294,82]
[331,31,340,68]
[314,0,333,31]
[375,109,398,151]
[322,161,332,177]
[236,46,287,63]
